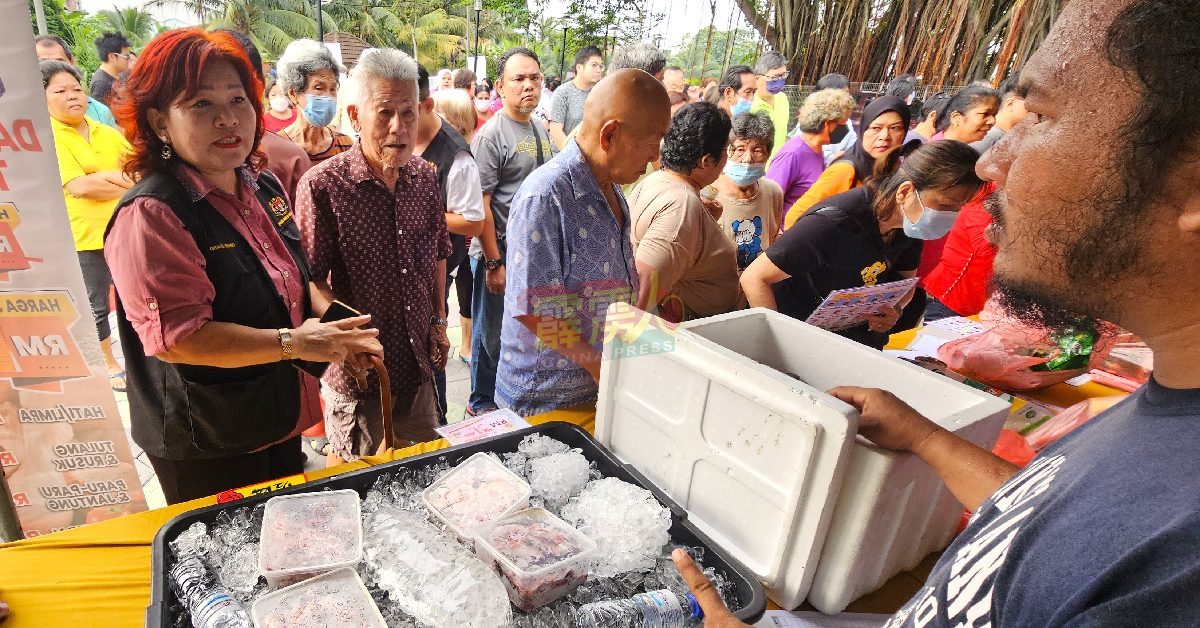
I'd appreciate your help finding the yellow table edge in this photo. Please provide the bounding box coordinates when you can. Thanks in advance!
[0,323,1130,627]
[0,407,594,628]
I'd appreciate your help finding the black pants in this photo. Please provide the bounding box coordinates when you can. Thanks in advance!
[77,249,112,341]
[145,436,306,505]
[454,254,473,319]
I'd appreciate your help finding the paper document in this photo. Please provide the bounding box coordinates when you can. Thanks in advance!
[904,334,952,358]
[805,278,921,332]
[923,315,987,336]
[753,610,893,628]
[435,408,531,445]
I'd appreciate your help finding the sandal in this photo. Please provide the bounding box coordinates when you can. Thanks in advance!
[109,371,127,393]
[308,436,331,456]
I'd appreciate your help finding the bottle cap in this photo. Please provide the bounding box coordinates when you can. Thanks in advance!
[686,594,703,618]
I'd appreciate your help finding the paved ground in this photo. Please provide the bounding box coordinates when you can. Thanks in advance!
[117,290,474,510]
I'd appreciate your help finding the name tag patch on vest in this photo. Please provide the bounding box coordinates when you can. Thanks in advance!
[208,242,236,251]
[268,196,288,217]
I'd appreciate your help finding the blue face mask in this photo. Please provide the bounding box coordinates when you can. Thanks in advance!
[902,189,959,240]
[301,94,337,127]
[765,78,787,94]
[724,161,766,187]
[731,97,753,116]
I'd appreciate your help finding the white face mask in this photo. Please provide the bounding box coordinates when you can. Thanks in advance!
[475,99,490,113]
[268,97,290,113]
[901,188,959,240]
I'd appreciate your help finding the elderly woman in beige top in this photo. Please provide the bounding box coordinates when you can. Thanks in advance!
[628,102,739,323]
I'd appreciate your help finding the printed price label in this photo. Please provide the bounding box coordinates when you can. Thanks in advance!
[436,408,531,446]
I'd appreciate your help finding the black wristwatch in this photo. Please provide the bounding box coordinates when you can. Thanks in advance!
[484,257,504,271]
[430,316,447,326]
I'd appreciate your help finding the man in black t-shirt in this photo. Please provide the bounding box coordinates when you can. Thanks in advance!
[90,32,131,107]
[670,1,1200,626]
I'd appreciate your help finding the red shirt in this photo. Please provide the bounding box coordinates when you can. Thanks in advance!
[106,164,322,436]
[923,182,999,315]
[263,108,297,133]
[295,143,452,397]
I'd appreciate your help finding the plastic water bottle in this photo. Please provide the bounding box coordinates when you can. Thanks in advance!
[577,589,703,628]
[169,556,251,628]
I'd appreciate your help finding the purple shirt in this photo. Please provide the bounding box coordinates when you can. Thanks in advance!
[767,136,827,209]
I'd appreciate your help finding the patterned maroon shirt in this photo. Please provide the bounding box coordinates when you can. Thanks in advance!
[295,143,452,397]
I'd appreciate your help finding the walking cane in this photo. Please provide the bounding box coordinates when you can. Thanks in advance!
[369,356,394,456]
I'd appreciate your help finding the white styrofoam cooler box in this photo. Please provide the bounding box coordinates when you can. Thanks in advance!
[595,307,1009,613]
[594,306,860,610]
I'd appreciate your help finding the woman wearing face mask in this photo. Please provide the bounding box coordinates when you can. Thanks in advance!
[930,85,999,143]
[629,102,740,323]
[741,140,984,350]
[473,87,494,128]
[768,88,856,218]
[713,112,784,273]
[783,95,912,230]
[276,39,353,165]
[262,77,296,133]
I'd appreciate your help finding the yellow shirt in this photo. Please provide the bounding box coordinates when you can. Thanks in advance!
[751,90,791,164]
[53,116,132,250]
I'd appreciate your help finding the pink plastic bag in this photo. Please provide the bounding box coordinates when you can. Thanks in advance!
[936,324,1088,391]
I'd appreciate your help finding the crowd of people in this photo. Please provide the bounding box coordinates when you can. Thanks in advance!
[38,24,1018,501]
[30,0,1200,624]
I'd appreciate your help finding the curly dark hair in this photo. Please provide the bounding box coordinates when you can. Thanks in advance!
[1105,0,1200,218]
[660,102,731,174]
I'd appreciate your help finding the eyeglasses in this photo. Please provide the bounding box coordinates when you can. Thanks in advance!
[728,145,769,160]
[762,70,790,81]
[114,53,132,61]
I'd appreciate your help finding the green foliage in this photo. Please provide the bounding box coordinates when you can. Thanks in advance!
[96,5,158,47]
[29,0,71,40]
[670,27,759,81]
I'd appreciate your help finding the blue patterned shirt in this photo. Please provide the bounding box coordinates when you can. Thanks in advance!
[496,140,639,416]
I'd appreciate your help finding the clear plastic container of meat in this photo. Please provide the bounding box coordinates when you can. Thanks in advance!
[257,489,363,589]
[421,452,532,547]
[472,507,597,611]
[250,566,386,628]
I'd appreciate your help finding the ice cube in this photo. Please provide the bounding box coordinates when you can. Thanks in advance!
[517,433,570,459]
[363,505,512,628]
[560,478,671,577]
[169,521,210,560]
[502,451,529,480]
[528,451,590,514]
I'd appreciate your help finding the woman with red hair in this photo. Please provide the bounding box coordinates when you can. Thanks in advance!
[104,29,382,504]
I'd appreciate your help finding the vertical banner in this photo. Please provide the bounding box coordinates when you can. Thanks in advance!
[0,1,146,537]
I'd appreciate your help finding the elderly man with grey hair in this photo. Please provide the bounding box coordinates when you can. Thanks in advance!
[295,48,452,465]
[276,38,354,164]
[750,50,792,161]
[713,111,785,271]
[608,41,668,81]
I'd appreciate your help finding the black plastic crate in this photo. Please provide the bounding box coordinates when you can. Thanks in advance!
[147,421,768,627]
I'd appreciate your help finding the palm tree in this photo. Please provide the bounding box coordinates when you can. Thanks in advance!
[144,0,223,24]
[394,8,468,67]
[209,0,318,59]
[96,5,157,46]
[322,0,404,48]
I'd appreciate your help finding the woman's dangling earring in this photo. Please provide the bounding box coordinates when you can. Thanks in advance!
[161,138,172,160]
